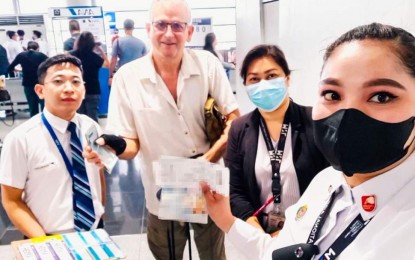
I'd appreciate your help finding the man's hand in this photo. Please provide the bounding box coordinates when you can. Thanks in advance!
[200,181,235,233]
[83,142,105,169]
[99,134,126,155]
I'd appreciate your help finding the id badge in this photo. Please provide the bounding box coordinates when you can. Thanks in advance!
[266,211,285,233]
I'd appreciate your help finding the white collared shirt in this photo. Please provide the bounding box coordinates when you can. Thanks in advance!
[2,39,23,63]
[106,49,239,215]
[227,151,415,259]
[0,109,104,234]
[34,38,48,56]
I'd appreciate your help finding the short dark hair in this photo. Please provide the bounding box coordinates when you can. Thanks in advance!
[6,30,16,39]
[17,30,25,37]
[69,19,80,32]
[37,54,83,84]
[240,44,291,85]
[124,19,134,30]
[27,41,39,51]
[33,30,42,38]
[323,23,415,77]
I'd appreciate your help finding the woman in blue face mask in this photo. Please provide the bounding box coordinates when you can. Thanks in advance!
[225,44,329,237]
[202,23,415,260]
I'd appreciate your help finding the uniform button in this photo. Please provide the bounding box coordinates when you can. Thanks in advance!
[185,131,188,135]
[178,112,181,116]
[294,247,304,258]
[192,150,196,153]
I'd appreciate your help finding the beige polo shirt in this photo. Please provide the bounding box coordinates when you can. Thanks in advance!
[107,49,238,215]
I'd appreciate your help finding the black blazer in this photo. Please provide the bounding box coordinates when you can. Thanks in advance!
[225,100,329,225]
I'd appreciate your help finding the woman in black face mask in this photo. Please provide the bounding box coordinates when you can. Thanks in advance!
[200,23,415,260]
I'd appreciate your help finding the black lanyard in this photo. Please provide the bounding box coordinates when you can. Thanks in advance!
[41,113,75,178]
[258,112,290,204]
[307,189,373,260]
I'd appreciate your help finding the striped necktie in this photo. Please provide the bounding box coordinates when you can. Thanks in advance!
[67,122,96,231]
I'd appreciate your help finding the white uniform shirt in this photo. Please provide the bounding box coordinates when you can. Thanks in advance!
[0,109,104,234]
[2,39,23,64]
[106,49,239,215]
[228,150,415,259]
[19,39,30,50]
[35,38,48,56]
[255,124,300,216]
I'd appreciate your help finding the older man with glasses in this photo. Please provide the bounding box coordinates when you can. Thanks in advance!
[84,0,240,259]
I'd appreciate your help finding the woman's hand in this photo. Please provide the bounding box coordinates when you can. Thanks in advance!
[201,181,236,233]
[246,216,265,233]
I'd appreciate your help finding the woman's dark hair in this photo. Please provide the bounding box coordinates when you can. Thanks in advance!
[240,44,291,85]
[203,32,218,58]
[76,31,95,53]
[324,23,415,77]
[37,54,83,84]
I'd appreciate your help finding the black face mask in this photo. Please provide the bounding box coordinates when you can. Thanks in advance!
[313,108,414,176]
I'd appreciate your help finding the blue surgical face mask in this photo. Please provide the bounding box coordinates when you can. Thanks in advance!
[246,77,287,112]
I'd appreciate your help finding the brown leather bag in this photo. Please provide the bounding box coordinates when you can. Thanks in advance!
[204,96,226,146]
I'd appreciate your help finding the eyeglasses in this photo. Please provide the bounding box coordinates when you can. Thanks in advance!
[152,21,187,33]
[44,78,84,88]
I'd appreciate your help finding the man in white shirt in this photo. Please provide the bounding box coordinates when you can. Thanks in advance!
[32,30,48,56]
[0,54,105,237]
[85,1,240,259]
[2,30,23,74]
[17,29,30,51]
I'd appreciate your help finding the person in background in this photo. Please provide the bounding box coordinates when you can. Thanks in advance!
[111,28,119,45]
[0,45,9,76]
[84,0,240,259]
[2,31,23,67]
[93,37,107,59]
[203,32,235,73]
[70,31,109,122]
[17,30,29,51]
[0,54,105,237]
[109,18,147,80]
[202,22,415,259]
[226,44,328,238]
[64,20,81,53]
[8,41,48,117]
[109,19,147,179]
[32,30,48,56]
